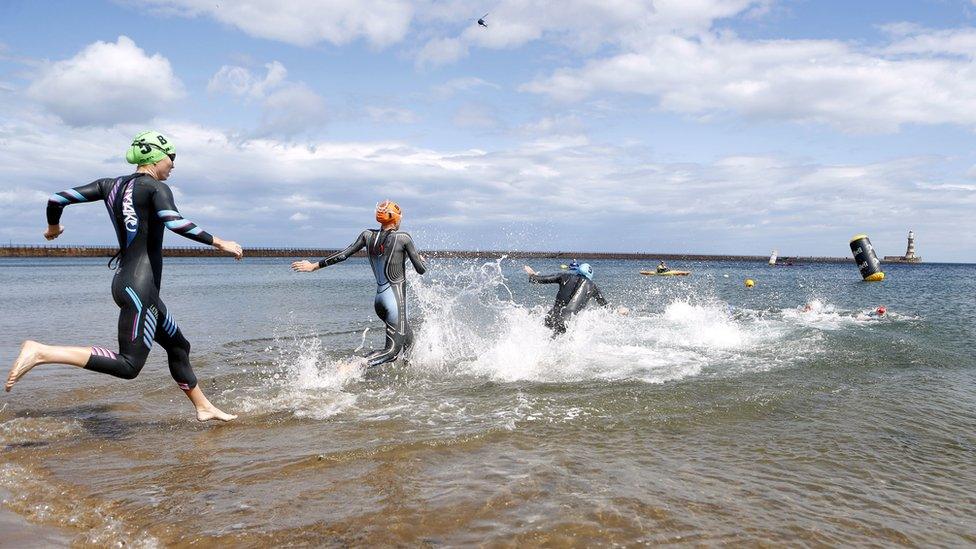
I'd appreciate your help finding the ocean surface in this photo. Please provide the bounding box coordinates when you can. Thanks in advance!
[1,257,974,546]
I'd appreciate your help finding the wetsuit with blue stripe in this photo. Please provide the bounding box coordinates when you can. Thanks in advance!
[317,229,426,367]
[529,272,609,334]
[46,173,213,389]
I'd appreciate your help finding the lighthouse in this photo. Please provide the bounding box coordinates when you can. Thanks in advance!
[883,230,922,263]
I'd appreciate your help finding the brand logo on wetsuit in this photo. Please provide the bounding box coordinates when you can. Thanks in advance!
[122,184,137,234]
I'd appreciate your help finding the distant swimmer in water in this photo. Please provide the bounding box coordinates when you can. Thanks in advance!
[801,300,821,313]
[656,260,670,274]
[856,305,887,321]
[292,200,426,368]
[5,131,242,422]
[523,261,628,335]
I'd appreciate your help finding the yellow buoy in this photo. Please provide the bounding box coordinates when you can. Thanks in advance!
[745,279,755,287]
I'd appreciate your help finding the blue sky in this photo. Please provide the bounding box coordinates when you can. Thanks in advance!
[1,0,975,261]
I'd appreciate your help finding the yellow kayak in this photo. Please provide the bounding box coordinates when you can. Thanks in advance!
[640,270,691,276]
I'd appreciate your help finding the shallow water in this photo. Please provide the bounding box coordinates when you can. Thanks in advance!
[1,257,975,546]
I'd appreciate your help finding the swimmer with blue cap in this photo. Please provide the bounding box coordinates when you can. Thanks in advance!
[524,261,628,334]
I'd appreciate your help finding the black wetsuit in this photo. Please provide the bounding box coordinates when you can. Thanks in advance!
[317,229,426,367]
[529,272,608,334]
[46,174,213,389]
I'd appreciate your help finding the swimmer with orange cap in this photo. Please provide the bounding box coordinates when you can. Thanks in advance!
[292,200,426,367]
[855,305,888,321]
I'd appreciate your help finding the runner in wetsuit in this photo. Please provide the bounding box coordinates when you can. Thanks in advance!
[523,261,625,334]
[5,131,242,422]
[292,200,426,367]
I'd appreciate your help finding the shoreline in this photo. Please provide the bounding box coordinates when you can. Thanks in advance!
[0,244,858,263]
[0,489,72,547]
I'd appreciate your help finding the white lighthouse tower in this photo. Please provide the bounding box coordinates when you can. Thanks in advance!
[883,230,921,263]
[905,230,917,259]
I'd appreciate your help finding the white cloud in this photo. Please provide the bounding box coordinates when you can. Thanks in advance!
[412,3,976,134]
[0,189,48,206]
[883,26,976,58]
[523,31,976,133]
[142,0,413,48]
[257,84,328,137]
[517,115,585,137]
[415,0,767,67]
[208,61,327,136]
[365,106,419,124]
[207,61,288,99]
[452,102,500,130]
[431,77,500,99]
[26,36,184,126]
[416,37,467,68]
[2,113,975,260]
[289,212,309,221]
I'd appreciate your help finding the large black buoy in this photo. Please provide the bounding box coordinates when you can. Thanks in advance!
[849,234,885,281]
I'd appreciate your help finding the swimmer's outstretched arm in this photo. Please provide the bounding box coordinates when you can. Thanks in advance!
[153,183,242,259]
[292,231,368,272]
[45,180,108,240]
[523,265,562,283]
[404,234,427,274]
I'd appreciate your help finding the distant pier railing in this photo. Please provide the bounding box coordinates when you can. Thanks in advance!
[0,245,851,263]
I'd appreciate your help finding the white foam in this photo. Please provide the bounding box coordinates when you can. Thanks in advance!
[408,260,790,384]
[0,463,161,548]
[233,332,364,420]
[782,299,899,329]
[0,417,83,445]
[237,261,883,421]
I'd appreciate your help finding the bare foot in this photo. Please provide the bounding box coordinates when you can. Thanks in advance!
[196,405,237,422]
[6,341,42,392]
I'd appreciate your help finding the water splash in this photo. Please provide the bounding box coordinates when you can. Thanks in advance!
[233,329,365,420]
[408,259,792,383]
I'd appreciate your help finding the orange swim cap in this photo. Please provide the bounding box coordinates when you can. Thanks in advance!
[375,199,402,228]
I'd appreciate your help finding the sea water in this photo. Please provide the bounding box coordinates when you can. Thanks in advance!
[0,257,974,545]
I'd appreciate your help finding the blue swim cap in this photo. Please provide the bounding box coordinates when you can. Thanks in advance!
[577,263,593,279]
[567,260,580,271]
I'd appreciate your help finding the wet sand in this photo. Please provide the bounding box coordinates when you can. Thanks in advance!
[1,489,71,547]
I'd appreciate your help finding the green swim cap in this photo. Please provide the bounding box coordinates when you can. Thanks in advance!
[125,130,175,165]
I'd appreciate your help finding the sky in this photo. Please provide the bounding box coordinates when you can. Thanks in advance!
[1,0,975,261]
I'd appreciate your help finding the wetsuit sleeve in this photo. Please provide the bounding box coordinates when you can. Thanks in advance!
[404,234,427,274]
[593,285,610,307]
[318,231,368,268]
[151,183,214,246]
[46,180,106,225]
[528,272,565,284]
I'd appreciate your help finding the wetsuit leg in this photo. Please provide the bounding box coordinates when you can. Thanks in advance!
[152,302,198,390]
[544,306,568,335]
[401,281,414,351]
[368,284,406,367]
[85,283,155,380]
